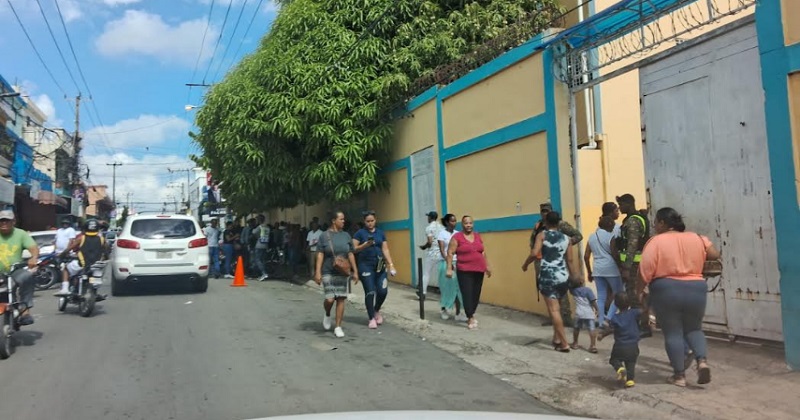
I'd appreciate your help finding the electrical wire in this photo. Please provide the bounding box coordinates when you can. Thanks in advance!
[202,0,235,84]
[226,0,265,71]
[34,0,81,93]
[211,0,249,82]
[187,0,217,104]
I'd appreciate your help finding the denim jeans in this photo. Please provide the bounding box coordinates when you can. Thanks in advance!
[11,268,35,309]
[358,262,388,320]
[650,278,708,374]
[255,247,268,277]
[594,275,624,326]
[208,247,220,276]
[222,244,235,275]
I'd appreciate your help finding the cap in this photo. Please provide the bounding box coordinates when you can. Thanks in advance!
[539,202,553,212]
[616,193,636,204]
[0,210,14,220]
[425,211,438,219]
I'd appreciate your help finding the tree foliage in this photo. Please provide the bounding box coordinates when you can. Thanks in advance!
[192,0,562,212]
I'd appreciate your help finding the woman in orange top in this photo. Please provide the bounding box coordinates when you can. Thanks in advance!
[639,207,720,388]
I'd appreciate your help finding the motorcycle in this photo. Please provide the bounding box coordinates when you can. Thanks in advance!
[33,253,61,291]
[57,260,107,317]
[0,263,31,359]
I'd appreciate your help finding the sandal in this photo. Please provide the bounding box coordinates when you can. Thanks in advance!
[570,343,579,350]
[667,375,687,387]
[696,360,711,385]
[555,346,571,353]
[588,347,598,354]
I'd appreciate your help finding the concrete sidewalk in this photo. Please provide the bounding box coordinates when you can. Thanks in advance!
[304,280,799,419]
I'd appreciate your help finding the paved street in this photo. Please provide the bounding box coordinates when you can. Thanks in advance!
[0,277,557,420]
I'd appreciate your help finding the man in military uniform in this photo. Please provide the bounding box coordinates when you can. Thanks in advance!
[530,203,583,327]
[615,193,651,336]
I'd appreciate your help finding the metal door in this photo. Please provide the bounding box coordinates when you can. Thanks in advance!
[410,147,437,287]
[640,22,782,341]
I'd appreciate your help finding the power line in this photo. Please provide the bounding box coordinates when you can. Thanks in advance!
[188,0,217,104]
[5,0,67,96]
[211,0,249,81]
[53,0,93,101]
[34,0,81,93]
[81,117,182,135]
[227,0,265,70]
[202,0,235,85]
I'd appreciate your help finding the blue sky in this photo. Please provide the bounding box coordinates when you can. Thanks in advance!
[0,0,277,210]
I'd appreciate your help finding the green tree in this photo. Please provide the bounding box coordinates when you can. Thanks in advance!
[192,0,561,212]
[118,206,129,229]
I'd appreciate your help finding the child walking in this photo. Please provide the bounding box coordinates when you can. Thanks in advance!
[599,292,641,388]
[569,278,599,353]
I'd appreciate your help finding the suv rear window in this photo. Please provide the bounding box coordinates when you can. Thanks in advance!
[130,219,197,239]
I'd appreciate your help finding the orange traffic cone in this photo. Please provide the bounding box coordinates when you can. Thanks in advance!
[231,256,247,287]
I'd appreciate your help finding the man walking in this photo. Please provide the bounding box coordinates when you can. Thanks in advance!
[615,193,651,336]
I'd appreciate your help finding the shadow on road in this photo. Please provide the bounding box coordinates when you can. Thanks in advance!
[12,330,43,347]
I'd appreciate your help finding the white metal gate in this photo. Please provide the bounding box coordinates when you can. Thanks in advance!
[640,21,782,341]
[410,147,437,287]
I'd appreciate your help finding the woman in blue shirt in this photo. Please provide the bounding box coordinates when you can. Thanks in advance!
[353,211,397,329]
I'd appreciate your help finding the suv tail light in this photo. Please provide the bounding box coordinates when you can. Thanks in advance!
[189,238,208,248]
[116,239,141,249]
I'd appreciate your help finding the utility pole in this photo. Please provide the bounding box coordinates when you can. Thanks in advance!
[168,168,194,211]
[125,192,133,209]
[106,162,123,223]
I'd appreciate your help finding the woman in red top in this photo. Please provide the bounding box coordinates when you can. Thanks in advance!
[446,215,492,330]
[639,207,720,387]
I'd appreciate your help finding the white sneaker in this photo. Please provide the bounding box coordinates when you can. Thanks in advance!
[440,309,450,320]
[322,315,332,330]
[455,313,468,322]
[334,327,345,338]
[224,274,234,279]
[54,286,71,297]
[258,274,269,281]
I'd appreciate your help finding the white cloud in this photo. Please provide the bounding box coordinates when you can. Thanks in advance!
[103,0,143,5]
[83,114,190,150]
[95,10,216,66]
[82,152,195,212]
[59,0,83,22]
[32,94,64,127]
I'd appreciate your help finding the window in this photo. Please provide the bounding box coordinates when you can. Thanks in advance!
[130,219,196,239]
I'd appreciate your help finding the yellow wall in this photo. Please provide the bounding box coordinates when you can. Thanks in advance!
[442,54,545,147]
[392,100,438,161]
[783,0,800,46]
[385,230,412,286]
[577,150,605,240]
[789,72,800,204]
[446,132,549,219]
[479,231,548,314]
[368,168,408,222]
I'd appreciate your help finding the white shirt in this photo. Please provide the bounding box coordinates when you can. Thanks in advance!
[306,229,322,251]
[255,224,271,249]
[613,223,621,238]
[55,227,77,252]
[587,228,621,277]
[425,221,442,260]
[204,226,220,247]
[436,229,458,262]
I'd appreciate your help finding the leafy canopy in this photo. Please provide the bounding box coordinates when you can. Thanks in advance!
[192,0,561,212]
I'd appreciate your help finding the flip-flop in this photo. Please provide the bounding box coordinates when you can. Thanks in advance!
[555,346,571,353]
[589,347,598,353]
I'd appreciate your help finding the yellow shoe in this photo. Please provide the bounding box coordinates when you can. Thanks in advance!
[616,367,627,381]
[625,380,635,388]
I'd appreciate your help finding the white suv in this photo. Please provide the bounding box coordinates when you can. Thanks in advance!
[111,213,209,295]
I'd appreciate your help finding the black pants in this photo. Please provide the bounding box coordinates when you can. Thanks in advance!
[457,270,484,318]
[609,344,639,380]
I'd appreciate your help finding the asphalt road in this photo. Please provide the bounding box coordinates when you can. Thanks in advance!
[0,276,557,420]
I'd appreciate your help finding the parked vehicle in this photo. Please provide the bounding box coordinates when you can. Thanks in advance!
[33,252,61,291]
[111,214,209,295]
[57,260,106,317]
[22,231,57,260]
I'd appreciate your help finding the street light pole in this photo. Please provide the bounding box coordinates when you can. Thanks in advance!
[106,162,123,222]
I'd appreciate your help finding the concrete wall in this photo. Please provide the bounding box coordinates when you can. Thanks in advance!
[756,0,800,369]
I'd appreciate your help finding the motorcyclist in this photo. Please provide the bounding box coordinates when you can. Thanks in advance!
[55,219,108,297]
[0,210,39,325]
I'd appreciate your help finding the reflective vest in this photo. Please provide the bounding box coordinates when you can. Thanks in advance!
[618,214,648,263]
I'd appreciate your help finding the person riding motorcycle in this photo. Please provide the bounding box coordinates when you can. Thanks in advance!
[0,210,39,325]
[55,219,108,297]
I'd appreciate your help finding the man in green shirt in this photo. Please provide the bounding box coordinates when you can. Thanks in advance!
[0,210,39,325]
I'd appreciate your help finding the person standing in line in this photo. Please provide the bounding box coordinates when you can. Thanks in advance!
[569,277,599,353]
[306,221,322,278]
[353,211,397,329]
[255,215,271,281]
[418,211,441,299]
[639,207,719,387]
[446,215,492,330]
[614,193,651,336]
[203,219,221,279]
[315,211,359,338]
[438,213,466,322]
[523,211,579,352]
[585,216,623,328]
[601,202,622,238]
[530,203,583,327]
[221,221,238,279]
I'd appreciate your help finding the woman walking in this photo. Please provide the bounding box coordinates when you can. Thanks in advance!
[585,216,624,328]
[315,211,360,338]
[446,215,492,330]
[437,214,466,321]
[353,211,397,329]
[639,207,720,387]
[523,211,579,352]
